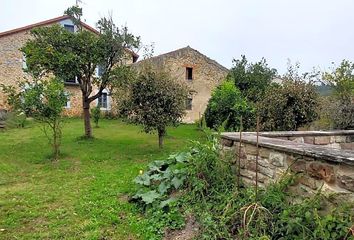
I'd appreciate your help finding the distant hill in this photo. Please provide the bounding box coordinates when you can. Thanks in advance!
[315,84,333,96]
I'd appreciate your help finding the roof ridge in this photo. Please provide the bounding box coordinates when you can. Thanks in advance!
[0,15,99,38]
[137,46,228,72]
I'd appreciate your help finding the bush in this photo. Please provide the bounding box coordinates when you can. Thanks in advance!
[91,106,101,128]
[321,60,354,130]
[329,98,354,130]
[258,80,319,131]
[227,55,277,103]
[204,81,255,131]
[2,78,66,160]
[133,136,354,239]
[5,111,27,128]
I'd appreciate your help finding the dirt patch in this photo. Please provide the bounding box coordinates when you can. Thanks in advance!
[163,215,199,240]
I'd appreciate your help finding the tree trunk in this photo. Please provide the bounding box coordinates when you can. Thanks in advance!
[158,127,165,149]
[83,98,92,138]
[52,119,61,161]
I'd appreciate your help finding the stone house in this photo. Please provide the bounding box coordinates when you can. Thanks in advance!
[0,15,138,116]
[0,16,228,123]
[135,46,229,123]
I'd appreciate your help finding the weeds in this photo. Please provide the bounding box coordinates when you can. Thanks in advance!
[133,133,354,239]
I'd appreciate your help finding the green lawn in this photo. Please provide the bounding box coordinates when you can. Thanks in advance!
[0,118,203,239]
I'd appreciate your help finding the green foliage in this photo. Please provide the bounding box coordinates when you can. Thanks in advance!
[2,78,66,159]
[22,5,140,137]
[123,67,188,148]
[204,55,277,131]
[134,135,354,239]
[4,111,27,129]
[323,59,354,100]
[322,60,354,129]
[132,151,191,206]
[227,55,277,103]
[91,106,101,128]
[258,67,320,131]
[0,119,203,239]
[204,81,255,131]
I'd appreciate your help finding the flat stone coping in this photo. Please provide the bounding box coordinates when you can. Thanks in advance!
[229,130,354,138]
[222,132,354,166]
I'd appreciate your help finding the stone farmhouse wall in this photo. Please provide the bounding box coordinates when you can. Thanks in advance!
[0,17,135,117]
[0,31,31,109]
[135,47,229,123]
[221,130,354,199]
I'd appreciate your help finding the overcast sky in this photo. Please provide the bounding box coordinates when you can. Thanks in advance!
[1,0,353,75]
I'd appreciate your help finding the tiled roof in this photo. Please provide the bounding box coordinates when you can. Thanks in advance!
[0,15,139,58]
[0,15,99,37]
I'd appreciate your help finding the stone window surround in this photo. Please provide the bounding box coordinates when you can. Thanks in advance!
[185,66,193,80]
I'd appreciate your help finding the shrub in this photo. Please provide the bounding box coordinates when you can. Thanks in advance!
[91,106,101,128]
[227,55,277,103]
[329,98,354,130]
[204,81,255,131]
[322,59,354,130]
[133,136,354,239]
[2,78,66,160]
[258,80,319,131]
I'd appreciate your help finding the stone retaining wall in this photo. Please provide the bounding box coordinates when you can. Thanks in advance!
[221,130,354,198]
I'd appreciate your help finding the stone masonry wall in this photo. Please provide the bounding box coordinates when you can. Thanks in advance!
[0,26,133,117]
[0,31,32,109]
[135,47,229,123]
[221,131,354,199]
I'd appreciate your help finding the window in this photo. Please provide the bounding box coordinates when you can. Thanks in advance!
[185,98,192,110]
[186,67,193,80]
[64,24,75,32]
[63,92,70,109]
[22,54,27,70]
[98,93,108,109]
[64,76,77,84]
[97,65,104,77]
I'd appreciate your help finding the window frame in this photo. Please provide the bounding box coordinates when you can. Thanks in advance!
[97,90,110,110]
[186,67,193,81]
[185,97,193,110]
[63,24,75,33]
[63,92,71,109]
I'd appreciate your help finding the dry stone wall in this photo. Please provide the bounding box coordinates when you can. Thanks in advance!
[221,131,354,198]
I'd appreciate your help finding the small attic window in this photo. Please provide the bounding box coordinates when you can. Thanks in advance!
[64,24,75,33]
[186,67,193,80]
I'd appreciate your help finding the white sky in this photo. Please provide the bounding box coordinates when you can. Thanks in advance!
[1,0,353,74]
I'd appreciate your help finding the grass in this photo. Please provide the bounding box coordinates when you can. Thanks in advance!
[0,118,203,239]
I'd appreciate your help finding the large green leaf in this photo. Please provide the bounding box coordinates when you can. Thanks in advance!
[134,174,151,186]
[139,190,161,204]
[171,176,186,189]
[175,152,191,163]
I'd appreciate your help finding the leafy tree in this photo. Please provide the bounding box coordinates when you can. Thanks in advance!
[258,64,319,131]
[123,67,188,148]
[322,60,354,129]
[204,81,255,131]
[21,6,140,138]
[2,79,67,160]
[227,55,277,103]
